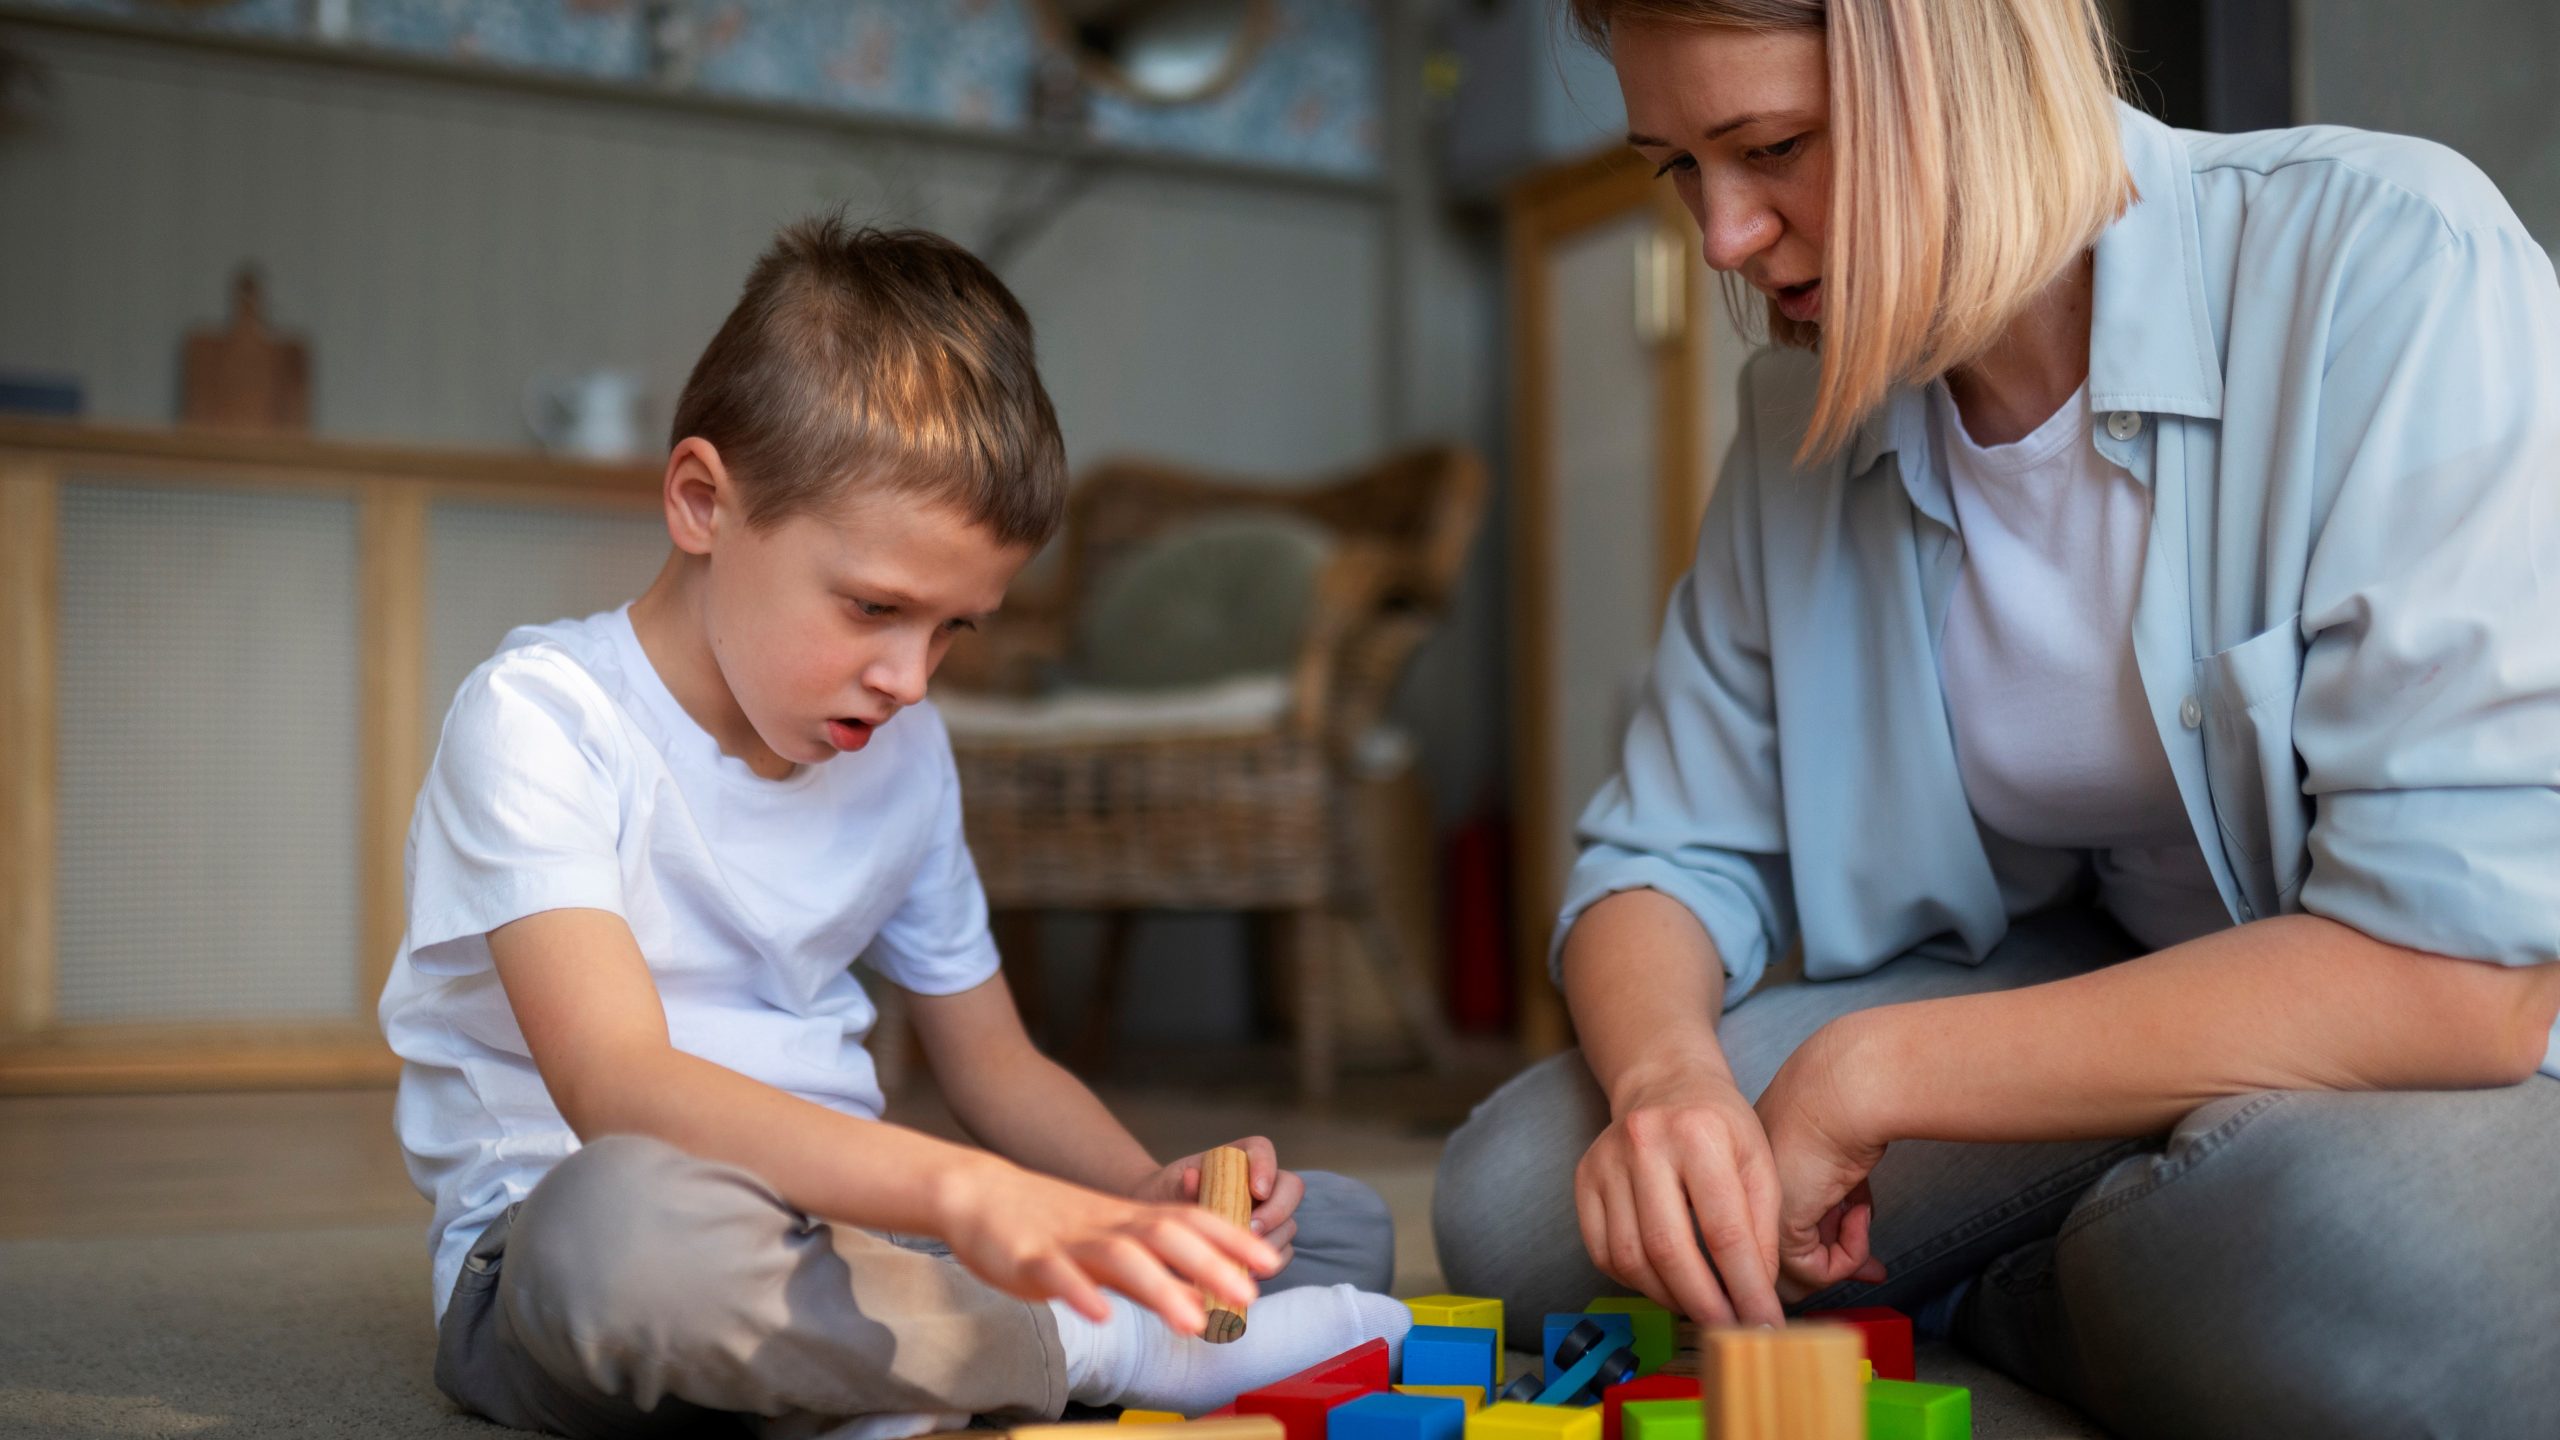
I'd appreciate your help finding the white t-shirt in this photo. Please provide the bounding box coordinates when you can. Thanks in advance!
[376,607,1000,1321]
[1934,381,2234,953]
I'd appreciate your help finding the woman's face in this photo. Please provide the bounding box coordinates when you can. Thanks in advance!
[1616,21,1833,325]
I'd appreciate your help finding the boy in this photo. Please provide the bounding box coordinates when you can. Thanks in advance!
[378,217,1407,1439]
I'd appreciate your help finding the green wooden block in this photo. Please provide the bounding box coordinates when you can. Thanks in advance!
[1582,1298,1674,1378]
[1867,1379,1971,1440]
[1618,1398,1703,1440]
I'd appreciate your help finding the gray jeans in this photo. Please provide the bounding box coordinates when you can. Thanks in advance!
[1432,907,2560,1440]
[436,1135,1396,1438]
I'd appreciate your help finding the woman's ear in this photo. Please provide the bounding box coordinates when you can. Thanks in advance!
[662,436,728,556]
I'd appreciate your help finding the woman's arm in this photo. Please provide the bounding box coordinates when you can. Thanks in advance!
[1833,914,2560,1149]
[1561,890,1800,1326]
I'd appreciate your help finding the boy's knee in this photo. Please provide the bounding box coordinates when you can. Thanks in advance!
[1291,1171,1395,1293]
[508,1135,786,1338]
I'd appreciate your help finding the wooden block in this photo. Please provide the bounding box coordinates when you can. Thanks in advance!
[1199,1145,1254,1343]
[1237,1381,1372,1440]
[1407,1295,1505,1381]
[1018,1423,1282,1440]
[1329,1390,1470,1440]
[1583,1298,1676,1378]
[1395,1385,1485,1415]
[1121,1411,1187,1424]
[1616,1399,1702,1440]
[1699,1324,1862,1440]
[1797,1306,1914,1382]
[1273,1337,1393,1393]
[1402,1325,1498,1399]
[1464,1401,1599,1440]
[1598,1373,1699,1440]
[1865,1379,1971,1440]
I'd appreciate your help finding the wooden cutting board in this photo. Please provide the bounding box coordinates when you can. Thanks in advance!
[181,267,309,431]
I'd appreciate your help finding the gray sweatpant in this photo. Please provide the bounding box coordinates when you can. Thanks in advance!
[1432,907,2560,1440]
[435,1137,1396,1438]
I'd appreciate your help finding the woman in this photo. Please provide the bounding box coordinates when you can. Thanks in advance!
[1434,2,2560,1435]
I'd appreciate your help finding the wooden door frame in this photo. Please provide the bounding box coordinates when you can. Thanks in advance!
[1505,149,1711,1057]
[0,419,659,1092]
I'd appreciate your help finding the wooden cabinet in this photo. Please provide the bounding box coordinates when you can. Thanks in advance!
[1505,149,1755,1055]
[0,421,664,1091]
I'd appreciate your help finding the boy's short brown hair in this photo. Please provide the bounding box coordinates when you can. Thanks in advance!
[670,215,1067,548]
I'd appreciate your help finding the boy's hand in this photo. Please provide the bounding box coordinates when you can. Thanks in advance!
[938,1154,1278,1336]
[1129,1135,1303,1275]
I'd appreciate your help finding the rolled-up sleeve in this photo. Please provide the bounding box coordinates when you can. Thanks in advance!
[2295,214,2560,970]
[1553,363,1797,1007]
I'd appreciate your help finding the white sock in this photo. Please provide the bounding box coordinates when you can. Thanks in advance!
[1050,1285,1413,1414]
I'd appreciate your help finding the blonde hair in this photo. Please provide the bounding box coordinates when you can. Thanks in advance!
[1568,0,2134,464]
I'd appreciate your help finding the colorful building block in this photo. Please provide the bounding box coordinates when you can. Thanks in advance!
[1402,1325,1499,1400]
[1395,1385,1485,1415]
[1495,1374,1545,1405]
[1277,1338,1394,1394]
[1861,1360,1874,1384]
[1867,1379,1971,1440]
[1017,1423,1282,1440]
[1582,1298,1676,1378]
[1330,1391,1470,1440]
[1800,1306,1915,1382]
[1542,1314,1635,1374]
[1407,1296,1507,1381]
[1121,1410,1187,1424]
[1615,1400,1702,1440]
[1535,1328,1637,1406]
[1465,1401,1600,1440]
[1598,1374,1700,1440]
[1237,1382,1373,1440]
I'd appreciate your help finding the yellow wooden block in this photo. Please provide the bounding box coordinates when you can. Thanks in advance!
[1397,1384,1486,1414]
[1017,1422,1282,1440]
[1466,1401,1598,1440]
[1120,1411,1186,1425]
[1860,1359,1873,1384]
[1407,1294,1506,1381]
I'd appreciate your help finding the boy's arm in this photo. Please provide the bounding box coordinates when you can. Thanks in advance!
[907,977,1306,1262]
[491,906,1274,1331]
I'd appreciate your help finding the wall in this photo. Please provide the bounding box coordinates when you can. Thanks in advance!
[2298,0,2560,247]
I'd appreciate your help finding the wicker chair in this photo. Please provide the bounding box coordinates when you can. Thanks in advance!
[941,445,1487,1102]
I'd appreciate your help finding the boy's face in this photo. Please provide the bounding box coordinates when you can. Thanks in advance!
[701,483,1031,767]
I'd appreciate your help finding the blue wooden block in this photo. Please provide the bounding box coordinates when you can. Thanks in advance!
[1534,1331,1636,1407]
[1329,1391,1469,1440]
[1541,1313,1636,1373]
[1400,1324,1498,1399]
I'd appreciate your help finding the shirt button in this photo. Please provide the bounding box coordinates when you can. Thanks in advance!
[2180,695,2204,729]
[2107,410,2144,441]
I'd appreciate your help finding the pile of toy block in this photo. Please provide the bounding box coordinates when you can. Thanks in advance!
[1009,1295,1972,1440]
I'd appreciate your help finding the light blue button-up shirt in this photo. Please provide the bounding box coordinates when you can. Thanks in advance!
[1559,104,2560,1078]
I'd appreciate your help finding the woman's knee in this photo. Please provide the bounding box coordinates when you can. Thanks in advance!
[2053,1086,2560,1438]
[1431,1049,1614,1352]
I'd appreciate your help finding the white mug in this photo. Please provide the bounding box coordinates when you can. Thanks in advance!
[524,369,648,462]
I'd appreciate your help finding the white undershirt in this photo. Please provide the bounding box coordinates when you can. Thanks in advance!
[1934,380,2232,953]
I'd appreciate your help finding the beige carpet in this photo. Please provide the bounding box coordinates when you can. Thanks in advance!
[0,1220,2107,1440]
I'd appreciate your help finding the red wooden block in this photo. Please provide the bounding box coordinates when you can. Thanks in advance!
[1275,1337,1393,1393]
[1234,1381,1372,1440]
[1601,1373,1701,1440]
[1799,1306,1915,1382]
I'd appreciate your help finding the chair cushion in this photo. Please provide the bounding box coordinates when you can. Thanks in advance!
[1073,512,1334,691]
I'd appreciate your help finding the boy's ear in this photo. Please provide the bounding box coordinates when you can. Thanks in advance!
[662,437,729,556]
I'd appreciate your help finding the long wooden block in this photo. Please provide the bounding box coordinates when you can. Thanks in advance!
[1698,1325,1862,1440]
[1199,1146,1254,1343]
[1015,1422,1285,1440]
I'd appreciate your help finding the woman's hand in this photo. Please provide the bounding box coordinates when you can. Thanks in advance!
[1575,1065,1789,1327]
[935,1154,1279,1335]
[1754,1018,1892,1299]
[1127,1135,1303,1275]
